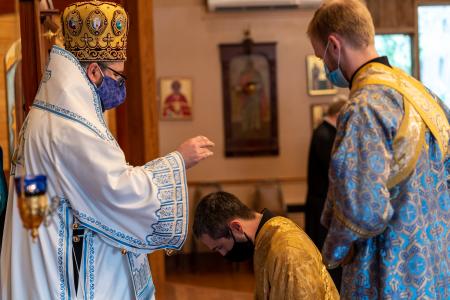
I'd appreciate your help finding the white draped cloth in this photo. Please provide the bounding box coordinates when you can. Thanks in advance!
[0,46,189,300]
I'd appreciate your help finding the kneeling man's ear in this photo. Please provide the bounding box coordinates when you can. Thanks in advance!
[228,220,243,234]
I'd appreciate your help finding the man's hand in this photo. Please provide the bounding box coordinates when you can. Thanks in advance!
[177,136,215,169]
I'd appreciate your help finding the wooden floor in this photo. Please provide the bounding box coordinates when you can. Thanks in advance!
[162,255,255,300]
[162,282,253,300]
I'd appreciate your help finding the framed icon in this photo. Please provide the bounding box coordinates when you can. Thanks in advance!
[306,55,337,96]
[219,42,279,157]
[159,77,193,121]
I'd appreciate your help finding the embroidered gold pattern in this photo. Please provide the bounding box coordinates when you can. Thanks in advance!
[351,62,450,186]
[62,1,129,61]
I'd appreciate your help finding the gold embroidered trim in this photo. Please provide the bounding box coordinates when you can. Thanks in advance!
[332,204,386,239]
[387,108,426,188]
[352,62,449,157]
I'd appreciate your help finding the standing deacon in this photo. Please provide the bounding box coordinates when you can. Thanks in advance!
[0,1,214,299]
[307,0,450,298]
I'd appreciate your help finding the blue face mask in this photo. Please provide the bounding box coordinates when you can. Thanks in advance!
[323,41,349,88]
[95,68,127,111]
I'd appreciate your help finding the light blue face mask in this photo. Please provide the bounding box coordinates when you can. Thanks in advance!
[323,41,349,88]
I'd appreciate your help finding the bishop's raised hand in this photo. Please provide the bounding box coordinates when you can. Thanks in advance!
[177,136,215,169]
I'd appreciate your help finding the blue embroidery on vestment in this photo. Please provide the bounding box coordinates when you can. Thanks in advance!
[71,152,188,252]
[57,199,67,300]
[33,100,107,141]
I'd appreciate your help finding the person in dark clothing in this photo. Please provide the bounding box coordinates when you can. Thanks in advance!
[305,96,348,291]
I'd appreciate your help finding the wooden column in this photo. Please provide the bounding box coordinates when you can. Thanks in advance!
[118,0,166,296]
[19,0,42,120]
[118,0,159,165]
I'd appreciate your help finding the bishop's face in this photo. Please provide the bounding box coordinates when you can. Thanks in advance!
[103,61,125,81]
[86,61,126,87]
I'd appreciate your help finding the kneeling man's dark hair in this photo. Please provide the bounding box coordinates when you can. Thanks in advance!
[193,191,255,240]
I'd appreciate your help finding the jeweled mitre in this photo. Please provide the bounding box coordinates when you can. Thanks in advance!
[61,1,128,61]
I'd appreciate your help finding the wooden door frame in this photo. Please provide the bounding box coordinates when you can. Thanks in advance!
[18,0,42,125]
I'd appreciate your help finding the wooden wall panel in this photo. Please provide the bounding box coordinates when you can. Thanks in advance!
[0,2,15,15]
[0,13,20,169]
[366,0,416,32]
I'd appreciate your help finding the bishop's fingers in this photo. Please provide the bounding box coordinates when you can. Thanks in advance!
[201,141,215,148]
[198,148,213,158]
[196,136,215,148]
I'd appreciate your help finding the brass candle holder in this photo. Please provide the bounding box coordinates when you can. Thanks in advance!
[14,175,59,241]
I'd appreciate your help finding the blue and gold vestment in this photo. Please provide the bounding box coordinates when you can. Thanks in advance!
[322,62,450,299]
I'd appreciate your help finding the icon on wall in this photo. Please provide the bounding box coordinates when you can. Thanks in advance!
[306,55,337,96]
[159,77,193,121]
[220,39,279,157]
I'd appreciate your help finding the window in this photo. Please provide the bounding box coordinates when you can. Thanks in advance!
[375,34,413,75]
[418,5,450,105]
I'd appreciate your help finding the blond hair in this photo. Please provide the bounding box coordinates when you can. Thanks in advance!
[307,0,375,49]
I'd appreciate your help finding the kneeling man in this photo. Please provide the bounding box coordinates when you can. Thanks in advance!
[193,192,339,300]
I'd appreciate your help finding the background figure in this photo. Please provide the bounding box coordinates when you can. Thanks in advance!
[237,59,267,132]
[162,80,192,118]
[305,95,348,290]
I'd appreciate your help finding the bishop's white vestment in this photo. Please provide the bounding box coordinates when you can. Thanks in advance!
[0,46,189,300]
